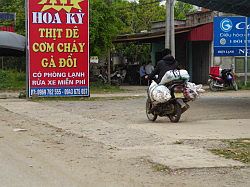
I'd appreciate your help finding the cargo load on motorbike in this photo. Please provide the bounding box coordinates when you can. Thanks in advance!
[148,69,204,103]
[146,69,205,123]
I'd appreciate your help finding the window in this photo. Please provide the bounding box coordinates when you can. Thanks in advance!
[235,57,250,73]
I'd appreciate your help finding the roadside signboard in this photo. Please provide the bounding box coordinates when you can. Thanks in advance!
[214,17,250,56]
[90,56,99,64]
[0,12,16,32]
[0,12,15,21]
[27,0,89,97]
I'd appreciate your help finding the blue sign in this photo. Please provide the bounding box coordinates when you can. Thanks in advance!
[214,17,250,56]
[30,87,89,97]
[0,13,15,21]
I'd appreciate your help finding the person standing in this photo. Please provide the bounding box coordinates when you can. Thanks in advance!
[145,61,154,75]
[139,64,146,85]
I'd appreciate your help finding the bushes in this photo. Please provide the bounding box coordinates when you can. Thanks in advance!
[0,70,26,90]
[238,81,250,90]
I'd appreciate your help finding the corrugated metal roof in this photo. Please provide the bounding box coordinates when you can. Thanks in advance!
[113,27,192,43]
[180,0,250,17]
[188,23,213,41]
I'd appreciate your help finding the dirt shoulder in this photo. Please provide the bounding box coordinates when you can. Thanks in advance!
[0,90,250,186]
[0,105,250,187]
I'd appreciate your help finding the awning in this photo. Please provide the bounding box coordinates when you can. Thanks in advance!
[0,31,25,56]
[113,27,192,43]
[180,0,250,17]
[188,23,213,41]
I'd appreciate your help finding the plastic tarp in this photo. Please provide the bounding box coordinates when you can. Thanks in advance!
[159,69,190,85]
[149,81,171,103]
[184,82,205,101]
[0,31,25,56]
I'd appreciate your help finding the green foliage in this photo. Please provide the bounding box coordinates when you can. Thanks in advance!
[0,70,26,90]
[90,0,122,56]
[114,0,165,33]
[112,0,134,34]
[0,0,195,62]
[211,139,250,164]
[130,0,165,33]
[238,81,250,90]
[0,0,25,35]
[113,0,165,64]
[1,56,26,72]
[90,81,124,94]
[174,1,195,20]
[115,43,151,64]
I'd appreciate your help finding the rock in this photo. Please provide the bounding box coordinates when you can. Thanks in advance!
[13,128,28,132]
[31,94,39,99]
[0,94,7,99]
[19,91,26,99]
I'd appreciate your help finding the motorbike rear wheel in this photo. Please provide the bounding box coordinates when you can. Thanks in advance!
[209,80,218,92]
[146,98,157,122]
[168,103,182,123]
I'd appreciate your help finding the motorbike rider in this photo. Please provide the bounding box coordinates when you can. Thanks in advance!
[145,48,178,83]
[145,49,189,113]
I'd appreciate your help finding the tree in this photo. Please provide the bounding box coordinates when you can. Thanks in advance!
[113,0,166,64]
[89,0,122,56]
[174,1,195,20]
[135,0,165,33]
[114,0,165,33]
[0,0,195,58]
[0,0,25,35]
[112,0,134,34]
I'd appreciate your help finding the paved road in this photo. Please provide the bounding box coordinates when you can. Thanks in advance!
[0,90,250,186]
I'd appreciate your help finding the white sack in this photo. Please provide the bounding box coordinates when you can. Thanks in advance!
[180,70,190,81]
[159,69,190,85]
[149,80,158,101]
[149,81,171,103]
[185,82,205,100]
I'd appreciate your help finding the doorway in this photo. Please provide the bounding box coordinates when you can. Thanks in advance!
[191,41,210,84]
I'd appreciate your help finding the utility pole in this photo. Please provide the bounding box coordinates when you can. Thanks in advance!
[165,0,175,57]
[245,17,248,86]
[108,48,111,84]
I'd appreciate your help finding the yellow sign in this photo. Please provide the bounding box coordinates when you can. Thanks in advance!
[39,0,84,12]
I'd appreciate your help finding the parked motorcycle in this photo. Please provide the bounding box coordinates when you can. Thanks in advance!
[208,68,238,91]
[98,70,126,86]
[146,80,189,123]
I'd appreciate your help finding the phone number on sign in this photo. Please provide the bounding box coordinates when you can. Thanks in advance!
[30,88,89,96]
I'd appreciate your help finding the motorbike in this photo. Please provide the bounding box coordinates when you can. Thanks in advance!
[98,70,126,86]
[146,80,190,123]
[208,68,238,91]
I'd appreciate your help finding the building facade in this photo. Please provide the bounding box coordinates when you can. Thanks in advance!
[115,9,250,84]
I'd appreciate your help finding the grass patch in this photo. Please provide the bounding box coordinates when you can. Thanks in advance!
[90,81,125,94]
[147,160,171,173]
[210,139,250,164]
[0,70,26,90]
[174,140,184,145]
[151,162,171,173]
[238,82,250,90]
[0,70,125,94]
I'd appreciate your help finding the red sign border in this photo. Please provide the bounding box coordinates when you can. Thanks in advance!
[26,0,90,97]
